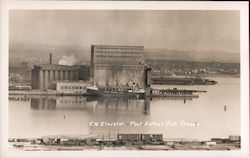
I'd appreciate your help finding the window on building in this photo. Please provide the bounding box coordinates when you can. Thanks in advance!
[61,86,64,89]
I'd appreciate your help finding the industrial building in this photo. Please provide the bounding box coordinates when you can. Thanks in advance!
[79,65,90,81]
[31,64,81,89]
[117,134,163,141]
[31,54,89,90]
[90,45,148,88]
[31,45,151,92]
[51,80,90,95]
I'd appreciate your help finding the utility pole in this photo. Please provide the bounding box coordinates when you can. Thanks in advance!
[117,128,119,140]
[108,130,110,147]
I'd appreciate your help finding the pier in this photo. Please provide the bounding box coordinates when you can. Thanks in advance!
[149,88,206,98]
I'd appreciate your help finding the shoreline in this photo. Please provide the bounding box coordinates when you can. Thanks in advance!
[8,134,241,151]
[8,140,240,151]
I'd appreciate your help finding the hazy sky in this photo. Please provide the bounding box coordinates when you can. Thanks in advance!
[10,10,240,53]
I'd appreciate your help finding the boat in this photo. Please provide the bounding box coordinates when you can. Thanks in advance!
[86,85,145,98]
[86,84,205,99]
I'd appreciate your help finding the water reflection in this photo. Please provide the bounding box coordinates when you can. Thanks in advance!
[8,78,241,140]
[150,96,195,104]
[29,96,198,116]
[31,96,86,110]
[9,95,31,101]
[30,96,151,115]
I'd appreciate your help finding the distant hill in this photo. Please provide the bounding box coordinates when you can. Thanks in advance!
[9,43,240,65]
[9,43,90,65]
[144,49,240,63]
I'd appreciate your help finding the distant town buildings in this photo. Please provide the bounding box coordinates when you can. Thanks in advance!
[146,60,240,78]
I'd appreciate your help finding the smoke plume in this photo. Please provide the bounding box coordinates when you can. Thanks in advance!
[58,55,76,66]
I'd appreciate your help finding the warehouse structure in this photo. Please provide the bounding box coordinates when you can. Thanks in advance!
[51,80,90,94]
[118,134,163,141]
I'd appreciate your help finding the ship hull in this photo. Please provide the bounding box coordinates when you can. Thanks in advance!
[86,88,145,99]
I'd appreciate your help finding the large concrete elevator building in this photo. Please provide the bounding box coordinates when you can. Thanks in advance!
[31,54,89,90]
[31,64,81,89]
[90,45,149,89]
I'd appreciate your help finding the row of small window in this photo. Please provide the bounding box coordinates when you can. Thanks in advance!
[96,56,142,60]
[60,86,85,89]
[95,48,143,52]
[95,52,143,55]
[95,52,143,56]
[95,51,143,55]
[95,60,142,64]
[60,100,84,104]
[95,64,144,68]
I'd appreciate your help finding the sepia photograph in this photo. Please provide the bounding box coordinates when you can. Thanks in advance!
[0,1,249,158]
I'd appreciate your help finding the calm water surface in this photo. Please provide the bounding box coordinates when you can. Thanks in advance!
[9,77,240,141]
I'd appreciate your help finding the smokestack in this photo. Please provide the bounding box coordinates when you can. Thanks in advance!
[49,53,52,64]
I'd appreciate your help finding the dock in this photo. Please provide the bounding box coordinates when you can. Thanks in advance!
[149,88,206,98]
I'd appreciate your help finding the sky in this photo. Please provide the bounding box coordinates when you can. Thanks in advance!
[9,10,240,53]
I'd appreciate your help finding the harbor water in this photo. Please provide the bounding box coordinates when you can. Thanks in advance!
[9,77,240,141]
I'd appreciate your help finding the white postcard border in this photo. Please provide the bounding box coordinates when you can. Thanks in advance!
[0,1,249,158]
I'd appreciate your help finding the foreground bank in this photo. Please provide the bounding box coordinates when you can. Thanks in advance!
[9,134,240,151]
